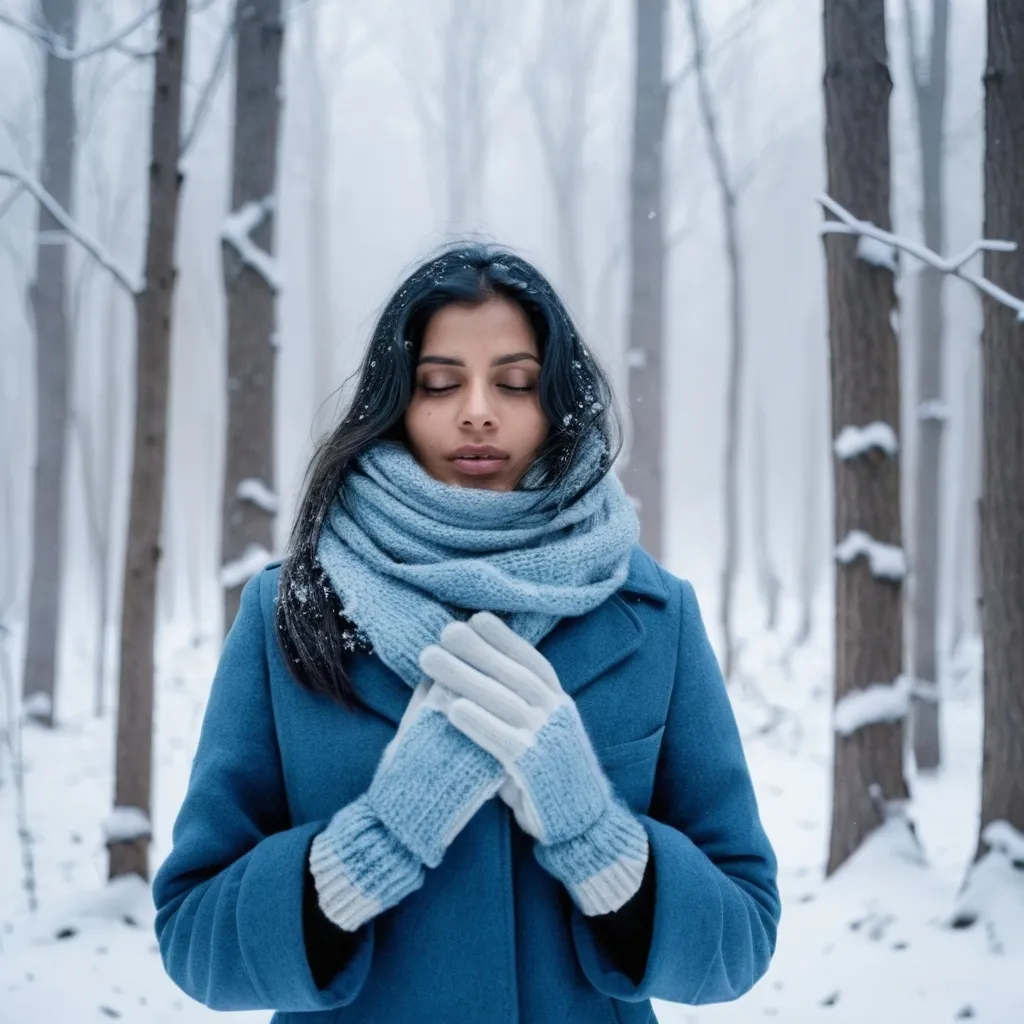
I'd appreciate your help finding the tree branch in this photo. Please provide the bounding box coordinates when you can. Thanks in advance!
[0,180,25,224]
[818,193,1024,321]
[667,0,761,93]
[180,6,235,157]
[0,167,141,293]
[0,10,50,47]
[685,0,737,206]
[0,3,160,62]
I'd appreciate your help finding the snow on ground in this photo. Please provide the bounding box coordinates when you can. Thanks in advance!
[1,594,1022,1023]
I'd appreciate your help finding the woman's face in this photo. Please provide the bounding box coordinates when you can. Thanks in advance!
[404,297,549,491]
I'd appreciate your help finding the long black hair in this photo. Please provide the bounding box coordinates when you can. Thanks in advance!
[276,243,623,707]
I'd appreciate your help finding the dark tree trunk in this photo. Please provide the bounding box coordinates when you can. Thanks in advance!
[908,0,950,772]
[823,0,909,875]
[221,0,284,630]
[110,0,189,881]
[23,0,77,727]
[622,0,667,561]
[977,0,1024,857]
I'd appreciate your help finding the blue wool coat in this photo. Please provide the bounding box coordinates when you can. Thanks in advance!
[153,547,780,1023]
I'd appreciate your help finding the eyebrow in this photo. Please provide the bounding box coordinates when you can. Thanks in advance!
[417,352,540,368]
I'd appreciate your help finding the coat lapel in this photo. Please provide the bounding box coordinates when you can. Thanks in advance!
[350,651,413,726]
[540,546,669,700]
[350,546,669,723]
[539,594,644,699]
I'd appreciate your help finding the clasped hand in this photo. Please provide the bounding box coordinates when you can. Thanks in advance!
[419,612,612,846]
[415,613,650,917]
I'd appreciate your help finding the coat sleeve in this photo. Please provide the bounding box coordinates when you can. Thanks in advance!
[572,579,780,1005]
[152,572,373,1012]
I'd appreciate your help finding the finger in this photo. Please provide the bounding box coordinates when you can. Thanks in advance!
[439,621,551,708]
[468,612,562,693]
[419,645,536,728]
[447,698,531,766]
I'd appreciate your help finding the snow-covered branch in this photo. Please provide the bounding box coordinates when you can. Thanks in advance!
[222,197,281,292]
[834,675,938,736]
[834,422,899,460]
[220,544,273,590]
[0,167,141,293]
[982,820,1024,863]
[237,478,279,514]
[0,10,51,48]
[834,677,910,735]
[102,806,152,844]
[918,400,950,422]
[819,193,1024,322]
[0,3,159,61]
[835,529,907,581]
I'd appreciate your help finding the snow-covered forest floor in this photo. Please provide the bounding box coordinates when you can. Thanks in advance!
[1,592,1021,1023]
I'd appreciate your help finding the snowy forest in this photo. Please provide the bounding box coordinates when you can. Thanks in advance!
[1,0,1022,1020]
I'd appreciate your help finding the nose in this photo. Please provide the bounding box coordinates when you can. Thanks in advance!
[457,378,498,430]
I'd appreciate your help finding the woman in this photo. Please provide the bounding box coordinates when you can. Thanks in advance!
[153,245,779,1024]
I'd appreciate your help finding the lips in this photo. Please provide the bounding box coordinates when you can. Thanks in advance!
[449,445,509,476]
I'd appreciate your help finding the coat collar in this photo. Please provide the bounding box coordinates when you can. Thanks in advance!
[350,545,667,725]
[618,545,670,604]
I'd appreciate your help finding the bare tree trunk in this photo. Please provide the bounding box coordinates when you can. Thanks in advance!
[905,0,950,771]
[23,0,78,727]
[795,317,825,648]
[526,0,605,319]
[221,0,284,630]
[685,0,748,673]
[93,276,123,718]
[752,398,780,631]
[301,2,339,433]
[110,0,189,881]
[976,0,1024,859]
[622,0,667,562]
[440,2,495,229]
[949,339,981,656]
[823,0,909,875]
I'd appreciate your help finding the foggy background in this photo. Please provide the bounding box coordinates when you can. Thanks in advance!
[0,0,988,695]
[3,1,1021,1021]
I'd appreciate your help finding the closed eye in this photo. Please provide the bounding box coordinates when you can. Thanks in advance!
[419,383,535,395]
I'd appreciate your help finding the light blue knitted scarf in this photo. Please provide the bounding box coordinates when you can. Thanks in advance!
[316,434,640,689]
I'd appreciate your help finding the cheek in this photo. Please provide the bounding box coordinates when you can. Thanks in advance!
[525,403,548,446]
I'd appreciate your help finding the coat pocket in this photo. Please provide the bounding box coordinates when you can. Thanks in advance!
[595,725,665,814]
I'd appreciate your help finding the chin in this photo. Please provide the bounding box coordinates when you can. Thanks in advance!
[465,477,513,492]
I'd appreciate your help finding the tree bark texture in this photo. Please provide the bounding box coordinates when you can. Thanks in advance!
[622,0,667,561]
[823,0,909,876]
[977,0,1024,853]
[23,0,77,727]
[221,0,283,631]
[110,0,189,881]
[908,0,950,772]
